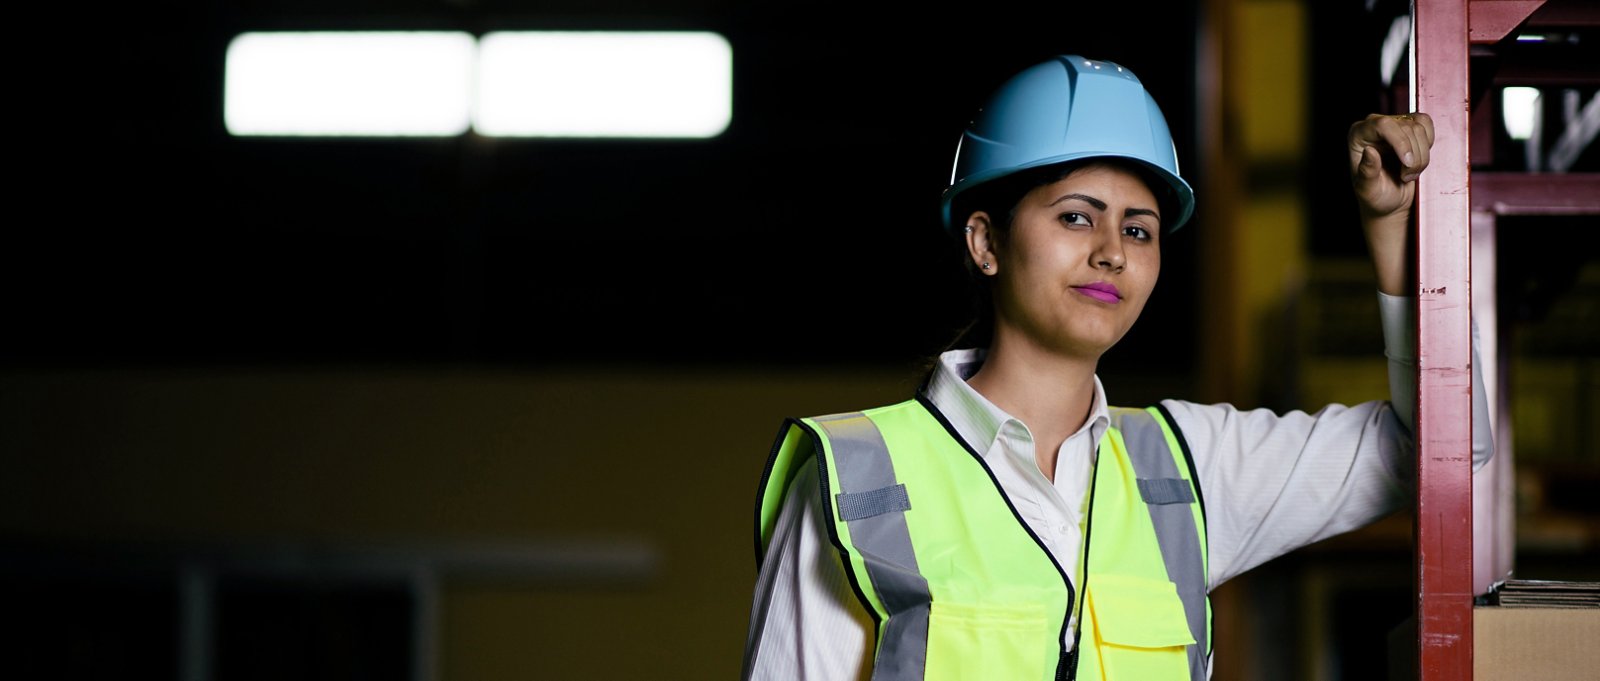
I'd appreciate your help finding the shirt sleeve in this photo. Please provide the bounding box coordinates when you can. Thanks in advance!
[1165,292,1494,589]
[742,462,874,681]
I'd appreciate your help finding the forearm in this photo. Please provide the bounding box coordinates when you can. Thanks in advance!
[1364,213,1413,297]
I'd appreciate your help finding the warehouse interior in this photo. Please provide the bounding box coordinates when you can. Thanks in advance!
[3,0,1596,679]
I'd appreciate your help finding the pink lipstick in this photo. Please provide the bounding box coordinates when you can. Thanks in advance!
[1072,281,1121,304]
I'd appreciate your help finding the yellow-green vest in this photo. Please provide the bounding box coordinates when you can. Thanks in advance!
[755,396,1210,681]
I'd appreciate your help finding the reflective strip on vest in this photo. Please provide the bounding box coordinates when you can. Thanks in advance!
[1110,407,1209,678]
[812,413,931,681]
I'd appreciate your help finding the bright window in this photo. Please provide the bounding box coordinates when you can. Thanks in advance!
[474,31,732,138]
[224,32,475,137]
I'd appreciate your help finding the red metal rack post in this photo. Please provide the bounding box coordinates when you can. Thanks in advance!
[1413,0,1475,678]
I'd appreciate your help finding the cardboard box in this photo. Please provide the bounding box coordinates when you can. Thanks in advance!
[1388,607,1600,680]
[1474,606,1600,680]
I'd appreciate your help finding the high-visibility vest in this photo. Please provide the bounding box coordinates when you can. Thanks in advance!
[755,395,1210,681]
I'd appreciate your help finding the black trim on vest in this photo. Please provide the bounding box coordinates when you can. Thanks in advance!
[754,418,801,568]
[1151,402,1213,658]
[913,392,1076,680]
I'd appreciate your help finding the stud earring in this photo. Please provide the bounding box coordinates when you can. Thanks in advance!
[981,262,991,270]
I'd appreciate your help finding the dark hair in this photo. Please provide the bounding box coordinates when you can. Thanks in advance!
[938,157,1178,352]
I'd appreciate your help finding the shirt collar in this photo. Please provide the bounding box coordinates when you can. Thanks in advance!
[923,348,1112,457]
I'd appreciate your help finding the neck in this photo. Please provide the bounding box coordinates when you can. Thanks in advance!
[965,329,1100,481]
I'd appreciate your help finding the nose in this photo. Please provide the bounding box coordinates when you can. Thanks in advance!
[1093,230,1126,272]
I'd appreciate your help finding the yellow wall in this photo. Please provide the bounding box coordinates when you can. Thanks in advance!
[1,366,917,679]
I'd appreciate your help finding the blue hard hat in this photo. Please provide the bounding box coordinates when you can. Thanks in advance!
[941,55,1195,233]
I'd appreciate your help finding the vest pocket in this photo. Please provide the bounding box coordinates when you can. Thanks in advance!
[924,600,1053,681]
[1086,574,1195,680]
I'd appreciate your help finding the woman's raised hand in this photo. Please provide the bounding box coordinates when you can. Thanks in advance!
[1347,112,1436,221]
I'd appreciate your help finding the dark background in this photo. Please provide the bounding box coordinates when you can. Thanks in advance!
[9,3,1591,369]
[10,1,1220,372]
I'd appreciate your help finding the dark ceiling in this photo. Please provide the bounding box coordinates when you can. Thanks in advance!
[10,1,1211,369]
[10,0,1597,373]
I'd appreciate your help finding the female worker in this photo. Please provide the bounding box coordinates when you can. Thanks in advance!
[742,55,1489,680]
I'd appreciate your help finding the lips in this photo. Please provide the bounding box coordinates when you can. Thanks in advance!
[1072,281,1122,303]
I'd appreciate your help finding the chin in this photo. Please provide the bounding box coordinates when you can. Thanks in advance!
[1049,335,1122,359]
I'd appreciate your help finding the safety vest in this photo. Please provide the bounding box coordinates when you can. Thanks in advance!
[755,395,1210,681]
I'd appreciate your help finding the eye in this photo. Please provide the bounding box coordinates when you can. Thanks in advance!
[1122,224,1154,241]
[1059,212,1091,227]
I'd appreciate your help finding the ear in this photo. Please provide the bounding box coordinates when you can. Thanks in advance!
[965,212,1000,275]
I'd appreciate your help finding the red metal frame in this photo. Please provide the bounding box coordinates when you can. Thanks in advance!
[1469,1,1545,43]
[1413,0,1476,678]
[1473,173,1600,215]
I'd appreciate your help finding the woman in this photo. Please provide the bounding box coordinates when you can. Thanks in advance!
[743,55,1488,681]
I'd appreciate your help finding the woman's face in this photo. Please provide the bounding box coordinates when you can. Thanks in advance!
[968,163,1163,359]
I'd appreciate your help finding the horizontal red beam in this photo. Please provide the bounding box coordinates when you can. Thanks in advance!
[1472,173,1600,215]
[1471,1,1547,44]
[1470,0,1599,44]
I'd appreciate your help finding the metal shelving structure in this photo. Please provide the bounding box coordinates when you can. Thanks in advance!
[1410,0,1598,678]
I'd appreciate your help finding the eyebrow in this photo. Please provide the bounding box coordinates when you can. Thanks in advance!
[1048,192,1162,223]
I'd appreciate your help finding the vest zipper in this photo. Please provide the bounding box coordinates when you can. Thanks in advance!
[1062,446,1102,681]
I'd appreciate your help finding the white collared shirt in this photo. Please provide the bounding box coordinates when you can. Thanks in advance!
[742,293,1491,680]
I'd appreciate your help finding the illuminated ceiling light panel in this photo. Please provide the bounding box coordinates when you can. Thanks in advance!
[225,32,474,137]
[475,31,732,138]
[1502,86,1540,141]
